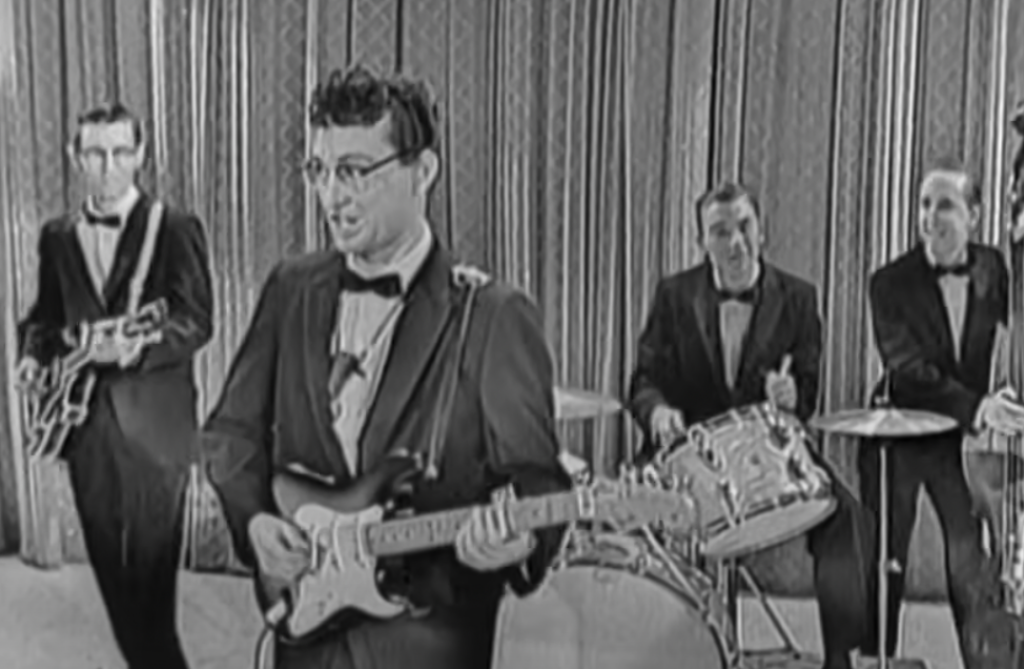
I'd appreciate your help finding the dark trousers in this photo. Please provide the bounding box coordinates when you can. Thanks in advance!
[65,398,190,669]
[805,456,876,669]
[273,607,495,669]
[858,436,1002,668]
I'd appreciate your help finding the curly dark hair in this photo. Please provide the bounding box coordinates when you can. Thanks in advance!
[309,64,439,162]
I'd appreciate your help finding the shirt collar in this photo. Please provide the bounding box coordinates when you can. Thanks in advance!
[346,218,433,293]
[84,185,140,227]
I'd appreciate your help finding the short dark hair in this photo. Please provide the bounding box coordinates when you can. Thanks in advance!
[923,157,982,209]
[694,181,763,235]
[308,64,439,163]
[72,102,144,151]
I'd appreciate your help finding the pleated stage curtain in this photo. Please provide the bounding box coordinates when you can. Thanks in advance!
[1,0,1024,600]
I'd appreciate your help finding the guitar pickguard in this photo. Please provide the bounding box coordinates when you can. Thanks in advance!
[284,504,405,641]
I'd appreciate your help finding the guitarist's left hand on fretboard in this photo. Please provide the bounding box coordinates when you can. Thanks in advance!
[454,487,536,572]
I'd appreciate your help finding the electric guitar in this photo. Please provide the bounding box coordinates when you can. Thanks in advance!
[21,298,168,462]
[265,456,695,642]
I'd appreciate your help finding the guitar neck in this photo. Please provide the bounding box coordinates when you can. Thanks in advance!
[365,490,588,558]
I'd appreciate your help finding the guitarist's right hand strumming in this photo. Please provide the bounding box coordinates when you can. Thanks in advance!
[250,513,312,597]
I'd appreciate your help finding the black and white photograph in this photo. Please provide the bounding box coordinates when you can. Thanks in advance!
[1,1,1024,668]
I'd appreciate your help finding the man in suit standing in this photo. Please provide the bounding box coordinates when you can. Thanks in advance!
[864,161,1024,668]
[627,181,873,669]
[202,65,569,669]
[17,103,214,669]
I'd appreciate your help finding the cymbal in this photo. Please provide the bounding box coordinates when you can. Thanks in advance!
[554,387,622,421]
[810,407,957,438]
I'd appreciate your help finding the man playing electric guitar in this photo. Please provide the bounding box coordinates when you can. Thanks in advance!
[16,103,214,669]
[202,65,570,669]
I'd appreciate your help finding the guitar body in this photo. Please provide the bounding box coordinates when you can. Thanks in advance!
[271,455,421,643]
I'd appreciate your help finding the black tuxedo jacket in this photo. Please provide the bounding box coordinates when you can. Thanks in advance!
[202,242,569,669]
[18,192,214,475]
[869,243,1008,430]
[628,260,821,454]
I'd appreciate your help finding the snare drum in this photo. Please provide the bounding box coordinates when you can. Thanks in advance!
[661,403,836,559]
[491,532,739,669]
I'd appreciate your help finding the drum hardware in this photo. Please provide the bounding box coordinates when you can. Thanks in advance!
[811,402,955,669]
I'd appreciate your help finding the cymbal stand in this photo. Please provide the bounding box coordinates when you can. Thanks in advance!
[876,436,896,669]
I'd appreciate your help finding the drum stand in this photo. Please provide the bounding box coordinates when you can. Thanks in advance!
[713,558,822,667]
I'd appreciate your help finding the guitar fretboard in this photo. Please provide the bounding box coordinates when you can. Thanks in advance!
[363,490,609,558]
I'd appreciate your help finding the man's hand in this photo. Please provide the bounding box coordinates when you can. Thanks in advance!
[977,388,1024,436]
[650,405,686,449]
[765,354,797,412]
[15,357,41,391]
[248,513,311,590]
[90,337,125,365]
[89,336,146,367]
[116,337,145,368]
[455,488,535,572]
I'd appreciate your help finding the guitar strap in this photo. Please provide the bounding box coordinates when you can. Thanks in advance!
[418,266,486,480]
[126,199,165,314]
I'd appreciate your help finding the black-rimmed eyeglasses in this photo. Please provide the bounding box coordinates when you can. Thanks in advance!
[302,150,410,192]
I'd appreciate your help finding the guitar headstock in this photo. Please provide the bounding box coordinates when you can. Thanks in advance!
[586,468,696,534]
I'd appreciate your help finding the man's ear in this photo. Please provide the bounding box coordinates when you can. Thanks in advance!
[968,203,982,231]
[133,141,148,167]
[414,149,439,196]
[66,142,80,170]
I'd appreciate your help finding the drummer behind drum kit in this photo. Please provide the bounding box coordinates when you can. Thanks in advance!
[493,387,950,669]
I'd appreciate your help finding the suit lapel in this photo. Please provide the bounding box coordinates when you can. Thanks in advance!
[690,265,731,405]
[960,245,996,367]
[358,244,457,473]
[302,258,350,478]
[906,247,957,364]
[62,221,107,320]
[102,195,150,310]
[737,265,785,387]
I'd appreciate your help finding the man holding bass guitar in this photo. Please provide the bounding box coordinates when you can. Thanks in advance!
[202,65,571,669]
[863,159,1024,668]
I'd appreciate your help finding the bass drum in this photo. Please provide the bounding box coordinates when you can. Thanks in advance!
[491,532,739,669]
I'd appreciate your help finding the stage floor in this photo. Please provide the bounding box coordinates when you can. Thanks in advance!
[0,557,962,669]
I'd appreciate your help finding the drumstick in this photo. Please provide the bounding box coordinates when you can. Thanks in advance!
[779,354,793,376]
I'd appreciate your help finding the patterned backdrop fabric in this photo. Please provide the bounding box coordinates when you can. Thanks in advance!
[1,0,1023,599]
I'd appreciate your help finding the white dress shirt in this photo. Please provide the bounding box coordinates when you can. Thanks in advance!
[925,246,970,360]
[714,263,761,389]
[75,185,141,298]
[331,221,434,473]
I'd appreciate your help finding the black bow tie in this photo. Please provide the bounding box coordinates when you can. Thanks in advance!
[84,209,121,229]
[340,267,403,298]
[932,262,971,278]
[716,286,758,304]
